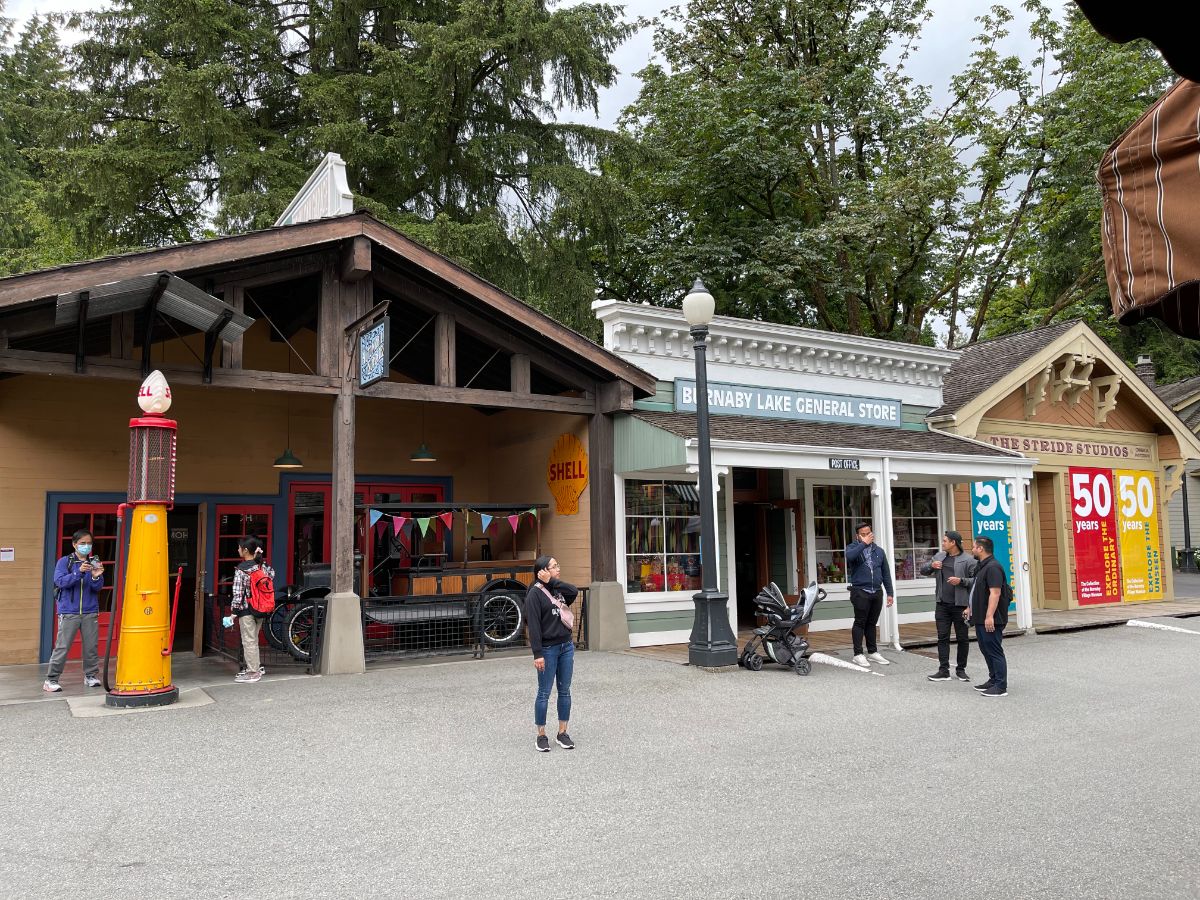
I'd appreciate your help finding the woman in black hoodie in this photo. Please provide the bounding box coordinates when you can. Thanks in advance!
[526,554,579,752]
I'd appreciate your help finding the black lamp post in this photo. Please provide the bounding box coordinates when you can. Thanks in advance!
[683,279,738,668]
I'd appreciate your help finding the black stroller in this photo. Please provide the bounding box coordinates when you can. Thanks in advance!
[738,581,825,676]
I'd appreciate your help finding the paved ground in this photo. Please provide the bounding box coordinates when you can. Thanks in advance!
[2,621,1199,899]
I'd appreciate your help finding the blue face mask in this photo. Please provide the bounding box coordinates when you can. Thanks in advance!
[76,544,92,556]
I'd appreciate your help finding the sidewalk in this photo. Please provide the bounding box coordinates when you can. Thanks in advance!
[628,593,1200,664]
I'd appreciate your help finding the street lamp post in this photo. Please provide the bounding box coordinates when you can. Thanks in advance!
[683,279,738,669]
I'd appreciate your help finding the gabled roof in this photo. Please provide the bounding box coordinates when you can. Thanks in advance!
[929,320,1081,419]
[926,318,1200,461]
[1155,375,1200,409]
[632,411,1023,459]
[0,211,656,396]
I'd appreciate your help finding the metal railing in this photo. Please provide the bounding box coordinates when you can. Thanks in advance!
[203,587,589,671]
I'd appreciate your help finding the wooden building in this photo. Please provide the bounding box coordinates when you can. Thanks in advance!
[929,321,1200,611]
[0,210,654,669]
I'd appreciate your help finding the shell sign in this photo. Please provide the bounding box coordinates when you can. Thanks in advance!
[547,433,589,515]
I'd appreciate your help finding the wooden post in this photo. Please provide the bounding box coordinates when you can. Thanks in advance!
[320,272,369,675]
[221,285,244,370]
[435,312,456,386]
[588,409,616,582]
[510,353,530,394]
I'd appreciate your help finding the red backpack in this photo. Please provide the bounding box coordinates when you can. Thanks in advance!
[247,566,275,614]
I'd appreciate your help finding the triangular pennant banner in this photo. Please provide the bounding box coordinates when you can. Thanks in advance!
[416,517,432,537]
[438,511,454,531]
[369,509,383,527]
[508,514,521,533]
[480,513,493,533]
[528,507,538,519]
[374,520,389,537]
[392,515,409,533]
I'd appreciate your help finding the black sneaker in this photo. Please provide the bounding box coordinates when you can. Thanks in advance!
[955,669,970,682]
[982,685,1008,698]
[927,670,951,682]
[556,732,575,750]
[973,681,993,693]
[535,735,550,753]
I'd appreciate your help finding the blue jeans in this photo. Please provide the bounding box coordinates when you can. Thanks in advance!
[534,641,574,728]
[975,624,1007,690]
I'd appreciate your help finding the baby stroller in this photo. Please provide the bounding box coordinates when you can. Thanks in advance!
[738,581,826,676]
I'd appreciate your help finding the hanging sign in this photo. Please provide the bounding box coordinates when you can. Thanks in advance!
[1114,470,1164,601]
[358,318,390,388]
[1069,467,1122,605]
[547,433,589,515]
[970,481,1017,614]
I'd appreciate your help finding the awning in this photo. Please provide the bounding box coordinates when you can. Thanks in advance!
[54,272,253,344]
[1099,79,1200,337]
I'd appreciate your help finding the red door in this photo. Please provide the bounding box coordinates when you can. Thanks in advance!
[52,505,119,659]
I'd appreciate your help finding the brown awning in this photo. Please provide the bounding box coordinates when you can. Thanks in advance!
[1098,79,1200,337]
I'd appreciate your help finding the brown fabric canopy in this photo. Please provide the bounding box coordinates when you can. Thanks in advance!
[1098,79,1200,337]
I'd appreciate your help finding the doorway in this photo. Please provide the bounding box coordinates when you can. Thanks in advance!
[167,505,200,652]
[734,503,768,624]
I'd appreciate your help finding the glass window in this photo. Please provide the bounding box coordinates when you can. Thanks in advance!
[891,486,939,581]
[215,506,272,597]
[812,484,872,584]
[624,480,702,593]
[57,506,119,614]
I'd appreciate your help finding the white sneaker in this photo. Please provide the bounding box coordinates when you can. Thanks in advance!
[42,680,62,693]
[852,654,870,667]
[867,652,890,665]
[84,675,102,687]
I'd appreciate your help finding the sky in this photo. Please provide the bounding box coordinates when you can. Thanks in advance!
[5,0,1062,130]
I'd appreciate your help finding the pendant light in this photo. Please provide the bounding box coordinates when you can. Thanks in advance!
[274,351,304,469]
[410,401,437,462]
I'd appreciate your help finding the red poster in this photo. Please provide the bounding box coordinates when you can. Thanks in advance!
[1068,467,1122,605]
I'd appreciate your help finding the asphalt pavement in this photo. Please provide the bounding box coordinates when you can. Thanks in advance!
[1,622,1198,899]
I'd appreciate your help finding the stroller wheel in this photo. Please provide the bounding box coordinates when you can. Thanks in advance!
[745,653,764,672]
[795,658,812,676]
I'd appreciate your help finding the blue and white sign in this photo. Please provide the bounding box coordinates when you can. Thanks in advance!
[358,318,390,388]
[674,379,902,427]
[970,480,1017,614]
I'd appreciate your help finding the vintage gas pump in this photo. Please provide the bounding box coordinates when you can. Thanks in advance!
[105,371,180,708]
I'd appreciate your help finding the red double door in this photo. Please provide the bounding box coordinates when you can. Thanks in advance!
[51,505,119,660]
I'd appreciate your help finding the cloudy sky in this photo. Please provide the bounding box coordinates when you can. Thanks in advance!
[6,0,1060,129]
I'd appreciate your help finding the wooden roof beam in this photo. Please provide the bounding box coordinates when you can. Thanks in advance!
[359,378,594,414]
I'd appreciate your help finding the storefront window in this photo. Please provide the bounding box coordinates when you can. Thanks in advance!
[812,484,872,583]
[624,480,702,593]
[891,486,939,580]
[216,506,272,597]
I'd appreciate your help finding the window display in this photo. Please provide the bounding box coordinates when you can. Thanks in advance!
[812,483,871,583]
[891,486,939,580]
[624,480,702,593]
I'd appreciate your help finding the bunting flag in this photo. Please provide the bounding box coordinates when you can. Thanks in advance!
[392,515,410,533]
[369,509,383,527]
[416,517,432,537]
[507,514,521,533]
[374,519,389,538]
[438,511,454,531]
[479,513,493,533]
[528,507,538,519]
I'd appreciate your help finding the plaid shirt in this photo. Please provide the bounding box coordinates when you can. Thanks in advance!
[231,561,275,612]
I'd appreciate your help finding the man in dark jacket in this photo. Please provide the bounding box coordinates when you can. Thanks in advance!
[844,522,894,668]
[921,530,975,683]
[44,529,105,693]
[969,536,1009,698]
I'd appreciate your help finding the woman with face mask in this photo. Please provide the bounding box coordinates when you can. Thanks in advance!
[44,529,106,693]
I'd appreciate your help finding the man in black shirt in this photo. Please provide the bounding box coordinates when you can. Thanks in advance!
[968,536,1008,698]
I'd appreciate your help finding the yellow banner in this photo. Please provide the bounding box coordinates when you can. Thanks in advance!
[1114,470,1163,601]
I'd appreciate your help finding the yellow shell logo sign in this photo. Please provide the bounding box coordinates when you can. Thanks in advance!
[547,434,589,515]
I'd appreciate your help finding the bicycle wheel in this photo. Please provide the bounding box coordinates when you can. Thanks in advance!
[285,603,321,662]
[481,594,524,647]
[264,601,297,653]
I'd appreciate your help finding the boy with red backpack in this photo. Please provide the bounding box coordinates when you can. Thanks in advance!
[230,537,275,683]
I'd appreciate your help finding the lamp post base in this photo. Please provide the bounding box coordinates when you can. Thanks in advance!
[688,590,738,668]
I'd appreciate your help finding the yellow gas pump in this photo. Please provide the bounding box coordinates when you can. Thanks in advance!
[105,371,180,708]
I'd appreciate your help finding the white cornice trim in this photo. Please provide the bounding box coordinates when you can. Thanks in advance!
[592,300,957,391]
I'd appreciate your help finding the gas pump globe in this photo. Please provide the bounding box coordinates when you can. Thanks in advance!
[106,370,180,708]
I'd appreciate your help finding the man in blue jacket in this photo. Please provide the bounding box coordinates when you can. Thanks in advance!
[845,522,894,668]
[44,529,105,692]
